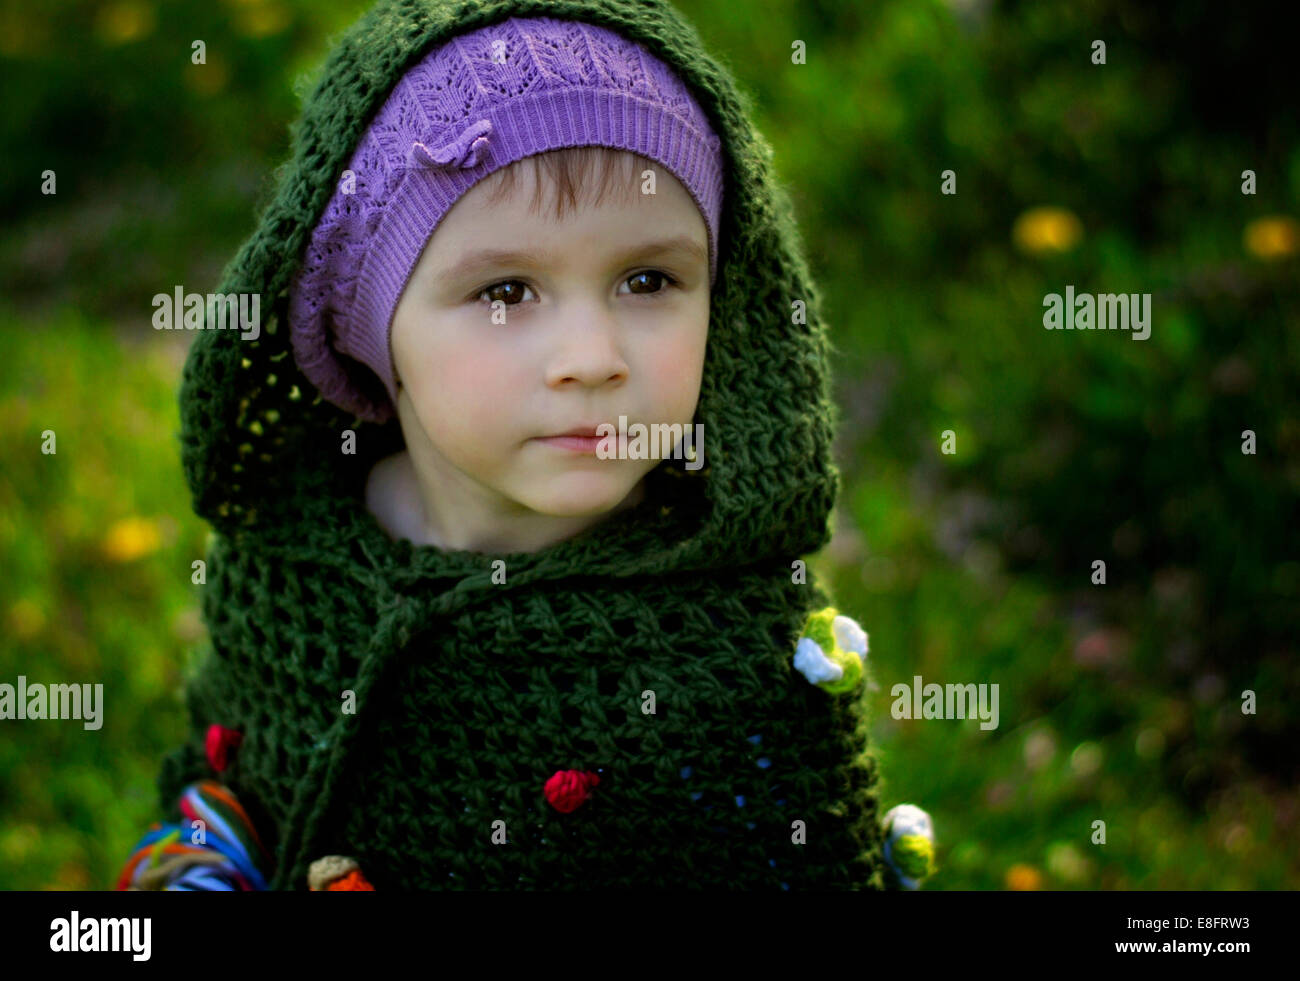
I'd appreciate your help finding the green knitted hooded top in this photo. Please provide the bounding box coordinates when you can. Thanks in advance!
[157,0,892,891]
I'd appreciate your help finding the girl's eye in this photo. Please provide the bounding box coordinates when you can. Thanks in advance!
[477,281,535,306]
[622,270,677,296]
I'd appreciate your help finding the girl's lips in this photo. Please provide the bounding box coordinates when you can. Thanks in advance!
[534,434,604,454]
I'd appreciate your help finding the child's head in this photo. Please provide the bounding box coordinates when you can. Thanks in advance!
[390,145,711,522]
[288,16,724,545]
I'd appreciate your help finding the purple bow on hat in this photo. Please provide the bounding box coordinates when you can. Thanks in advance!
[410,118,493,170]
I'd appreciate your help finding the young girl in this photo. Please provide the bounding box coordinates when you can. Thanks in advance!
[117,0,934,891]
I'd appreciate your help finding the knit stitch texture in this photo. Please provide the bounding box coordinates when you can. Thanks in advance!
[158,0,890,890]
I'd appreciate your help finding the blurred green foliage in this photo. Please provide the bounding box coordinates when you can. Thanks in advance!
[1,0,1296,890]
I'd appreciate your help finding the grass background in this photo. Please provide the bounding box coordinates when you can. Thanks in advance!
[1,0,1297,889]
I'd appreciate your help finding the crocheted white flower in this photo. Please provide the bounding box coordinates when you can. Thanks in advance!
[881,803,936,889]
[792,607,869,694]
[793,637,840,684]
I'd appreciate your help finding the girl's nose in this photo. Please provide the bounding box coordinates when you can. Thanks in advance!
[544,310,630,388]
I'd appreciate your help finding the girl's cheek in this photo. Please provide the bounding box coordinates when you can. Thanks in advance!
[433,333,518,403]
[645,330,707,413]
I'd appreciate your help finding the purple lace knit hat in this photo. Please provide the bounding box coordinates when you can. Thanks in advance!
[288,15,726,423]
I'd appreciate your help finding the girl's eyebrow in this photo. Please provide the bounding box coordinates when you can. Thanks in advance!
[441,234,707,281]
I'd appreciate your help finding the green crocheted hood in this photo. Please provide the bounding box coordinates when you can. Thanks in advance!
[181,0,838,568]
[163,0,888,892]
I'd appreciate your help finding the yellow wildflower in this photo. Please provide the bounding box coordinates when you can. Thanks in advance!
[234,2,292,39]
[1013,207,1083,255]
[94,2,155,45]
[1243,216,1299,260]
[101,516,162,562]
[1005,863,1043,890]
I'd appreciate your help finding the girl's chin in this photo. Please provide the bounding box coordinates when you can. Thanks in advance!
[518,477,643,518]
[526,497,630,519]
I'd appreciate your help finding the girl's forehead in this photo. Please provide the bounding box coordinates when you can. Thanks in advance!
[422,170,706,273]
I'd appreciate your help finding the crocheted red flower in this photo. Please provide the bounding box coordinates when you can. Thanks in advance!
[544,769,600,813]
[205,724,243,773]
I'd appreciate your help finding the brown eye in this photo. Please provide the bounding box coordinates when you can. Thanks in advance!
[626,271,666,294]
[481,281,530,305]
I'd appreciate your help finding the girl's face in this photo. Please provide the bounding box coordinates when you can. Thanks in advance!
[388,154,711,541]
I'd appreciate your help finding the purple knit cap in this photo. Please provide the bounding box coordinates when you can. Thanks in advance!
[288,15,726,423]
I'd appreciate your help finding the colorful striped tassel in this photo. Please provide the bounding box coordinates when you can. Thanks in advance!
[116,780,272,891]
